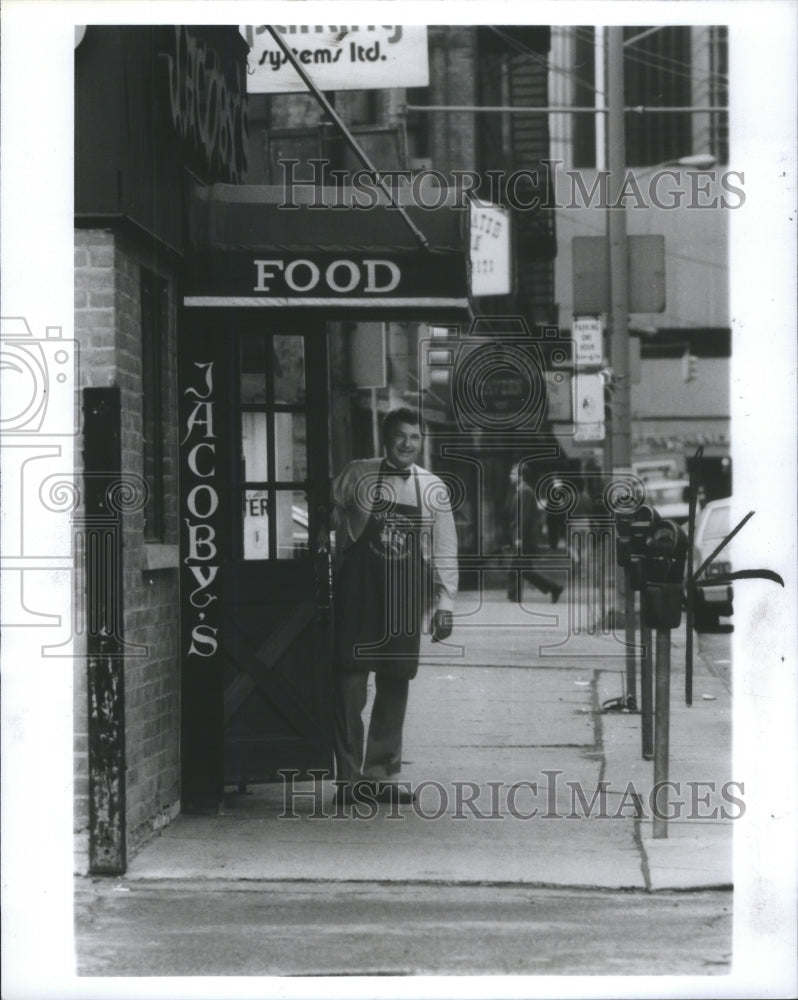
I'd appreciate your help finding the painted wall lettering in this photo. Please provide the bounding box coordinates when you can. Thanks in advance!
[183,361,220,657]
[164,26,249,184]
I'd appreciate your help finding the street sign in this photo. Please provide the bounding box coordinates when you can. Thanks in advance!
[572,235,666,314]
[572,371,605,440]
[574,421,605,442]
[572,316,603,366]
[470,201,512,297]
[575,372,604,424]
[241,26,429,93]
[545,370,573,422]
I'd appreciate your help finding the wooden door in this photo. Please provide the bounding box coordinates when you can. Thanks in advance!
[221,327,332,784]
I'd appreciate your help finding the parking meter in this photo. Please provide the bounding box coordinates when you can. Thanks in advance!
[628,505,661,592]
[643,520,688,629]
[615,511,634,569]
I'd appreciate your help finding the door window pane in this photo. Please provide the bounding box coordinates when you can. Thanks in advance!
[273,335,306,403]
[275,490,309,560]
[243,489,270,559]
[240,337,268,403]
[241,411,269,481]
[274,412,307,482]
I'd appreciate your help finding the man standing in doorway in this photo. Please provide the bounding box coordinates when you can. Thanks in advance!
[331,407,458,805]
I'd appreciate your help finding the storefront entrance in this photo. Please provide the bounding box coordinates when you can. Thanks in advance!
[179,314,333,808]
[178,182,470,811]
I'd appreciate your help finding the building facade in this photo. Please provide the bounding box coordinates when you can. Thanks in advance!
[73,25,250,871]
[73,23,563,871]
[548,26,732,495]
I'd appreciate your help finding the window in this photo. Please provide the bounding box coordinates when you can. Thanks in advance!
[140,268,169,541]
[570,26,729,168]
[239,334,310,560]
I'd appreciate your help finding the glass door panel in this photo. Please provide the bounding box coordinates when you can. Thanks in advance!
[239,333,311,561]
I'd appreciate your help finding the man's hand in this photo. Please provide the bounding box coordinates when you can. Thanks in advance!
[431,609,453,643]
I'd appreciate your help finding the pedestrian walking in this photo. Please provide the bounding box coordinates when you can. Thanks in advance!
[331,407,458,805]
[505,463,563,603]
[545,477,568,551]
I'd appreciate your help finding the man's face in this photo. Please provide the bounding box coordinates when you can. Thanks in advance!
[385,421,422,469]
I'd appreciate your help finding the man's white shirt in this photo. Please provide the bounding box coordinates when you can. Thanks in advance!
[332,458,458,611]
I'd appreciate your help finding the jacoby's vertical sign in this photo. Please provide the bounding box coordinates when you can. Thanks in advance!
[182,361,220,659]
[240,26,429,93]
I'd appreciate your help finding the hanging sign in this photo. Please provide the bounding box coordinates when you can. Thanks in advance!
[241,26,429,93]
[470,201,512,297]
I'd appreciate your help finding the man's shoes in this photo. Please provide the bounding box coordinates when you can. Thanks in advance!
[332,780,414,807]
[375,782,414,805]
[551,584,563,604]
[332,780,375,806]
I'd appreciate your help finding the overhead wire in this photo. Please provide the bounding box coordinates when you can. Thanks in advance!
[489,25,726,111]
[571,25,728,90]
[487,25,600,100]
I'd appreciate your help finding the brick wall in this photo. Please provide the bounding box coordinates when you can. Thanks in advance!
[74,227,181,871]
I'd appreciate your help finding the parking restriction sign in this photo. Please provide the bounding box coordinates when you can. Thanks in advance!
[572,316,603,367]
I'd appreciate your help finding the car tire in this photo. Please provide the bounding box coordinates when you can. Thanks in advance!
[693,608,720,632]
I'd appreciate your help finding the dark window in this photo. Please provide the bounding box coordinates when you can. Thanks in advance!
[623,26,693,166]
[572,27,597,169]
[709,26,729,164]
[571,26,729,168]
[140,268,169,541]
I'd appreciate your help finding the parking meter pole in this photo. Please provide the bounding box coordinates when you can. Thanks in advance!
[624,572,636,708]
[685,446,703,706]
[653,628,671,839]
[640,621,654,759]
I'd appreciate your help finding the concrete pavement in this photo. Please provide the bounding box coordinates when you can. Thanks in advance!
[121,588,733,891]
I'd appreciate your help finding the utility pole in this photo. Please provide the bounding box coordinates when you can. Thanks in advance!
[606,26,632,477]
[606,27,633,647]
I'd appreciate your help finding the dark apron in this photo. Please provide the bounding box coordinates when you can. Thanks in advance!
[334,467,432,679]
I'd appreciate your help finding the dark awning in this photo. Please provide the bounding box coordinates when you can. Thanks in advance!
[184,184,471,315]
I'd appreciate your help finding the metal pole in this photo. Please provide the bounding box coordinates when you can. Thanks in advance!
[685,446,703,705]
[640,620,654,758]
[403,104,729,114]
[653,628,671,839]
[607,27,632,476]
[594,26,606,170]
[624,570,636,707]
[606,28,633,636]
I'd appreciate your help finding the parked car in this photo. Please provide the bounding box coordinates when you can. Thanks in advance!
[691,497,733,629]
[643,478,690,523]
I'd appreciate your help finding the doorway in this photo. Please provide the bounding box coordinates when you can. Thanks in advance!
[179,315,333,807]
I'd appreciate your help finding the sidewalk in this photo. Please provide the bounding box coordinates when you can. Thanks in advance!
[122,589,733,891]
